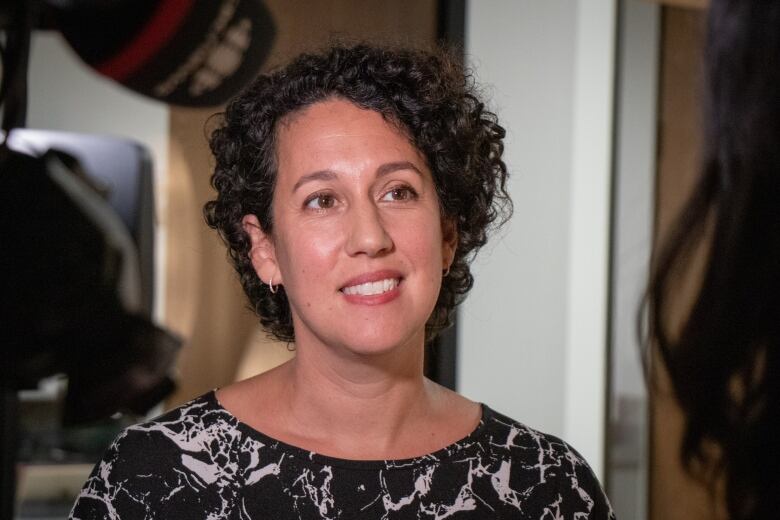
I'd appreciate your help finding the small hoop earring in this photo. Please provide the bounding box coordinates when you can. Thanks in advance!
[269,275,277,294]
[443,266,450,277]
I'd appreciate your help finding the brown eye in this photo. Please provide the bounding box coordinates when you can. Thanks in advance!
[305,193,335,210]
[382,186,417,202]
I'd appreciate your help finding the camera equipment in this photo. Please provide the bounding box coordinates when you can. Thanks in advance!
[3,129,173,421]
[0,0,276,517]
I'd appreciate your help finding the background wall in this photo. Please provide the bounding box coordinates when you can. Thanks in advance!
[460,0,616,478]
[606,1,660,518]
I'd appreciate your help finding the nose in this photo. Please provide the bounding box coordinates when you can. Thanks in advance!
[345,202,393,257]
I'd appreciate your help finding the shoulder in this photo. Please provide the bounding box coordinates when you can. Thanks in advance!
[92,391,243,477]
[70,392,257,519]
[478,406,616,519]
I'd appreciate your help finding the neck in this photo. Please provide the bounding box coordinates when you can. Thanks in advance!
[274,332,442,457]
[221,328,479,460]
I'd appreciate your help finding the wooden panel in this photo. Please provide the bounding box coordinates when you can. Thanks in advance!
[263,0,438,65]
[655,8,704,245]
[650,7,724,520]
[164,106,265,408]
[164,0,438,406]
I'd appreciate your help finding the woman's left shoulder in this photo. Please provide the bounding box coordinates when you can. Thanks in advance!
[478,406,617,519]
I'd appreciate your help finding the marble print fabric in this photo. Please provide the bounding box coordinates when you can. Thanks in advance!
[70,392,615,519]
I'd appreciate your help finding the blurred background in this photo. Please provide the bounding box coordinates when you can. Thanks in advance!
[2,0,712,519]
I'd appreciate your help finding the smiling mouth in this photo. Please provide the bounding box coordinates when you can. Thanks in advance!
[341,278,400,296]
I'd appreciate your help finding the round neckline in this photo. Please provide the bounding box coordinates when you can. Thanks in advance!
[207,389,494,470]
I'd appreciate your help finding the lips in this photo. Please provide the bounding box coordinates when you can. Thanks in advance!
[342,278,399,296]
[339,270,403,302]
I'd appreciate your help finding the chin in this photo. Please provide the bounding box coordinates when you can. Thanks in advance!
[332,328,424,358]
[291,309,429,358]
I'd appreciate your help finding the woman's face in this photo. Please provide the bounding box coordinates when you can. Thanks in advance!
[244,98,456,357]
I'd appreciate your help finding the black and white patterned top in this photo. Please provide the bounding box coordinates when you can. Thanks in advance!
[70,391,615,519]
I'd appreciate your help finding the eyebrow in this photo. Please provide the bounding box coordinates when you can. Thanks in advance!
[292,170,337,192]
[376,161,423,178]
[292,161,423,192]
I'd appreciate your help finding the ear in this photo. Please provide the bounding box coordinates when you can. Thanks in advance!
[441,217,458,271]
[242,214,283,286]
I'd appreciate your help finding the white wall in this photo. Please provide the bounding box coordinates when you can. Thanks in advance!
[27,32,170,321]
[459,0,616,479]
[606,2,659,517]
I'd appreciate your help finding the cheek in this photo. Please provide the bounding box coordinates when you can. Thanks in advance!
[278,227,342,283]
[393,218,445,271]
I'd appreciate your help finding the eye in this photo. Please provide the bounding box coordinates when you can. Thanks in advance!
[305,193,336,210]
[381,186,418,202]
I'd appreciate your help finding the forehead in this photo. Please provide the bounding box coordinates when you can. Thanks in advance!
[280,98,403,139]
[274,98,427,177]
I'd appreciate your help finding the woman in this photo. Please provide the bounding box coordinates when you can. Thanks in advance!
[71,44,613,519]
[646,2,780,519]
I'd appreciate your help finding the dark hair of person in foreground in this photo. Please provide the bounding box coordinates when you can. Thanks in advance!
[204,43,510,343]
[645,2,780,519]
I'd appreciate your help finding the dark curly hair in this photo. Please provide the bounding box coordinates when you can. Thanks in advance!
[645,2,780,519]
[204,43,511,343]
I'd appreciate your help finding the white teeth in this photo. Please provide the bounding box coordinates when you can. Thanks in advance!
[342,278,399,296]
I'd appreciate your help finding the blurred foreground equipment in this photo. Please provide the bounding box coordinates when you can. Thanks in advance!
[0,0,276,516]
[0,0,277,107]
[0,131,182,520]
[1,130,180,422]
